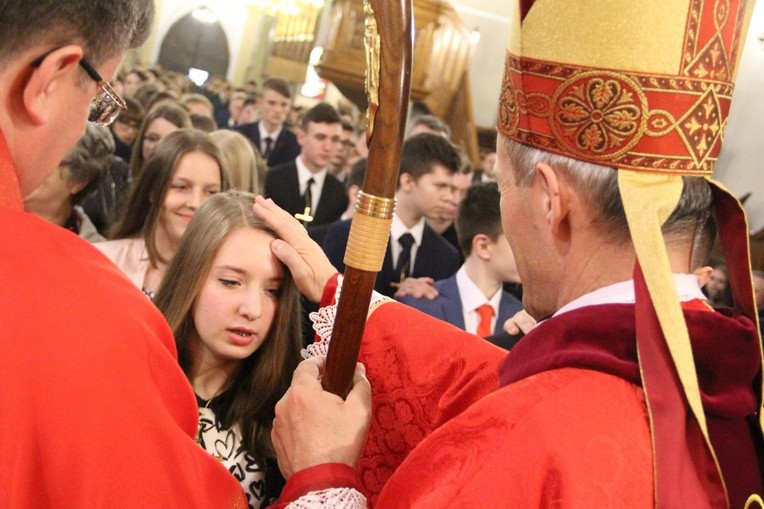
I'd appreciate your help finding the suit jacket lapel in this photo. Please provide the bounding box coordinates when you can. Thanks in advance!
[272,128,287,160]
[439,276,465,330]
[412,227,434,277]
[287,164,303,213]
[378,241,395,292]
[314,177,330,221]
[252,122,262,148]
[497,292,518,326]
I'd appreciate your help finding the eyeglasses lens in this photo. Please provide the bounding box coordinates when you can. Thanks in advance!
[89,83,125,126]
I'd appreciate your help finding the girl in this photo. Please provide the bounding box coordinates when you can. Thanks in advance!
[96,129,228,298]
[210,129,266,194]
[129,100,191,179]
[154,191,302,507]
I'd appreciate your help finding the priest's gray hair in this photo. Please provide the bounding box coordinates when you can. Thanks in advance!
[0,0,154,68]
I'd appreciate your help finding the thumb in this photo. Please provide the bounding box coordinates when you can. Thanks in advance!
[345,363,372,409]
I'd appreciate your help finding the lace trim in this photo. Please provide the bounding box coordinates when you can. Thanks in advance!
[303,275,393,359]
[286,488,367,508]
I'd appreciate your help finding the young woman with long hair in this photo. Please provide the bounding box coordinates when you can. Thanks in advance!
[129,100,191,179]
[96,128,229,298]
[154,191,302,507]
[210,129,266,194]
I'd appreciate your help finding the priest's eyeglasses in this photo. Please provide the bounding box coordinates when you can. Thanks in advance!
[31,50,127,127]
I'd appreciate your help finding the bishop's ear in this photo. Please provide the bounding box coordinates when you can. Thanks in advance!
[535,161,570,239]
[22,45,84,125]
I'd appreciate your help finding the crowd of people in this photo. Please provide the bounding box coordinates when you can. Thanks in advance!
[10,42,514,506]
[1,0,763,508]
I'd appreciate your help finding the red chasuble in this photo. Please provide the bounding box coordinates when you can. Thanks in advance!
[0,135,246,507]
[378,303,763,507]
[355,303,506,504]
[277,292,763,507]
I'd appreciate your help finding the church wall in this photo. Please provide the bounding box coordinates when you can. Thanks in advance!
[450,2,510,129]
[715,0,764,232]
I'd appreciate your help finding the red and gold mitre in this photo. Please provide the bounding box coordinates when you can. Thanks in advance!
[497,1,763,508]
[497,0,753,176]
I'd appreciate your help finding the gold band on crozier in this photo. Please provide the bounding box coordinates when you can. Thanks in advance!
[344,213,393,272]
[355,191,395,219]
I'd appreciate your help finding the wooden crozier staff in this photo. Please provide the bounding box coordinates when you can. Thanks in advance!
[321,0,413,398]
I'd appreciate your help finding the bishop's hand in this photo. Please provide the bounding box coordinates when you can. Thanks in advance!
[272,356,372,479]
[253,196,338,303]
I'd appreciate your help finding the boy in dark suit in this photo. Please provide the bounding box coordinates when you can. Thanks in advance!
[322,133,461,297]
[399,183,522,336]
[264,102,348,227]
[235,78,300,168]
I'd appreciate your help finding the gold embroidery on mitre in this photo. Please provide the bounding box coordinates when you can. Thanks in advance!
[645,110,678,137]
[550,71,647,160]
[525,92,552,118]
[686,34,730,80]
[498,56,733,176]
[681,0,705,67]
[682,0,741,81]
[498,53,521,136]
[496,0,747,177]
[684,0,733,84]
[677,86,725,170]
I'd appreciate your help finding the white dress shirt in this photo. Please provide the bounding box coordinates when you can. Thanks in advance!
[258,123,283,155]
[554,274,707,318]
[390,214,425,271]
[456,265,503,335]
[295,156,327,213]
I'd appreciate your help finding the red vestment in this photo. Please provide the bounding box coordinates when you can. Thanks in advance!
[355,301,506,504]
[276,283,763,507]
[0,134,246,507]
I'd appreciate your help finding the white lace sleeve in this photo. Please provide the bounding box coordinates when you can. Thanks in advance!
[286,488,367,508]
[303,275,393,359]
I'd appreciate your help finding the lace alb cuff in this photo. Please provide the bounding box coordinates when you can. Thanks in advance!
[286,488,367,508]
[303,274,392,359]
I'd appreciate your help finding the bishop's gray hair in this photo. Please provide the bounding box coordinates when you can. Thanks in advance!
[500,137,714,254]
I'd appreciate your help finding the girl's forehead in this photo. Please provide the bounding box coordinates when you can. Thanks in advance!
[212,227,281,272]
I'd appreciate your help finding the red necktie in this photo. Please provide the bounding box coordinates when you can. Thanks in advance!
[476,304,494,337]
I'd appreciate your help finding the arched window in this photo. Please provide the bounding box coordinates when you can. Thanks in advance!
[157,9,230,79]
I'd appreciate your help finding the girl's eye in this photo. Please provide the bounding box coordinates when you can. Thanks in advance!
[219,278,239,287]
[266,286,282,297]
[171,183,188,190]
[206,188,220,196]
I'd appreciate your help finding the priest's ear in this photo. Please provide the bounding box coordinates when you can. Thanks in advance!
[22,45,84,125]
